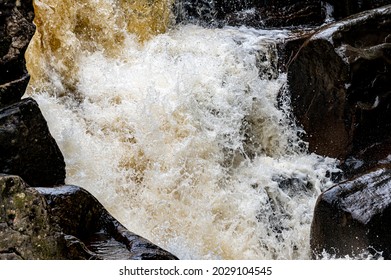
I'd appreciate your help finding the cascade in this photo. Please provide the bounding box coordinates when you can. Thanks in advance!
[25,0,339,259]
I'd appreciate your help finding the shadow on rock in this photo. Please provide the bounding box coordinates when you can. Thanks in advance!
[0,174,178,260]
[35,185,179,260]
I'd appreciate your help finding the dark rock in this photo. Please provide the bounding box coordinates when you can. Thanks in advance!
[338,137,391,179]
[0,174,179,260]
[325,0,391,20]
[311,166,391,259]
[0,74,30,107]
[35,185,179,260]
[0,97,66,187]
[0,0,36,107]
[287,6,391,160]
[277,30,315,73]
[0,174,64,260]
[226,0,326,28]
[174,0,326,28]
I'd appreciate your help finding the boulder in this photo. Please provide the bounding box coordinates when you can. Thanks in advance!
[0,174,64,260]
[277,30,315,73]
[287,5,391,160]
[325,0,391,20]
[35,185,179,260]
[311,166,391,259]
[0,0,35,107]
[0,174,178,260]
[0,97,66,187]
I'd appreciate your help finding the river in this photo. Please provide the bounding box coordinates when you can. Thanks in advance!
[24,0,339,259]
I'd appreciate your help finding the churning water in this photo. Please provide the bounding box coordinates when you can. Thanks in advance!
[25,0,339,259]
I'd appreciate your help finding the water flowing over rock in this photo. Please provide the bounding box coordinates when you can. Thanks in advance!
[287,5,391,161]
[0,0,180,260]
[0,0,35,107]
[226,0,326,28]
[35,185,179,260]
[0,174,178,259]
[175,0,326,28]
[311,167,391,259]
[0,98,66,187]
[5,0,390,261]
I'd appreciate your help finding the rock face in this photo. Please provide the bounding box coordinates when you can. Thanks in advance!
[0,175,178,260]
[287,5,391,160]
[286,5,391,259]
[0,175,63,260]
[226,0,326,28]
[0,0,35,107]
[325,0,391,20]
[175,0,326,27]
[0,98,66,187]
[35,185,179,260]
[311,167,391,259]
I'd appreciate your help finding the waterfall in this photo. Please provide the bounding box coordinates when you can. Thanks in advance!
[25,0,339,259]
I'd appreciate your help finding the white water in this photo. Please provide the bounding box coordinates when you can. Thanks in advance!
[25,1,339,260]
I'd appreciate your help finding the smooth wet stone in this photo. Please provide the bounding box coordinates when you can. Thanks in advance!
[288,5,391,160]
[36,185,179,260]
[0,97,66,187]
[311,167,391,259]
[1,175,179,260]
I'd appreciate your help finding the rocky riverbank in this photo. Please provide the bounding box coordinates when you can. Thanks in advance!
[1,0,391,259]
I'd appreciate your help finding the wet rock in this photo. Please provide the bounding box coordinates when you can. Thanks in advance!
[287,6,391,160]
[311,166,391,259]
[0,0,35,107]
[35,185,179,260]
[174,0,326,28]
[0,174,178,260]
[325,0,391,20]
[226,0,326,28]
[0,174,64,260]
[0,97,66,187]
[277,30,315,73]
[338,137,391,179]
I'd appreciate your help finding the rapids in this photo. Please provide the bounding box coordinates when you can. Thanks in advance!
[25,0,339,259]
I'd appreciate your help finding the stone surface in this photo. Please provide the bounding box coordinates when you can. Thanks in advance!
[35,185,179,260]
[287,5,391,160]
[0,97,66,187]
[277,30,315,73]
[0,0,36,107]
[0,174,64,260]
[0,175,178,260]
[325,0,391,20]
[226,0,325,28]
[174,0,326,27]
[311,166,391,259]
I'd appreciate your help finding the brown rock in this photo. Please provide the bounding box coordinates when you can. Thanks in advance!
[288,5,391,160]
